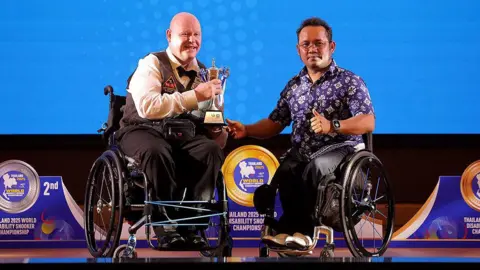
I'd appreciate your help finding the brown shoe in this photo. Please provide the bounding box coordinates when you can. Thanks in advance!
[262,233,289,247]
[285,232,312,250]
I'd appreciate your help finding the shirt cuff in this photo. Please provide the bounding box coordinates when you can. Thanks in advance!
[181,90,199,111]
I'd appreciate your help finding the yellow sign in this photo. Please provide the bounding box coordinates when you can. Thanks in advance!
[460,160,480,212]
[222,145,279,207]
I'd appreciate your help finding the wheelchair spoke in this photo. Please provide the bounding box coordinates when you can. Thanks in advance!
[372,195,385,203]
[360,167,370,202]
[374,208,387,219]
[94,193,110,206]
[372,205,376,251]
[96,205,108,236]
[352,187,359,201]
[352,199,363,205]
[102,166,113,203]
[357,212,371,233]
[372,222,383,240]
[374,176,380,201]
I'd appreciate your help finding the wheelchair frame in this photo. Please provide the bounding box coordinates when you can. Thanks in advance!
[254,127,395,258]
[83,86,232,259]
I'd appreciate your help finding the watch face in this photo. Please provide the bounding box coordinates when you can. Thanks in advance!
[333,120,340,129]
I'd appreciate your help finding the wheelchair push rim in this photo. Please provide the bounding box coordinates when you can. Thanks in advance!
[340,151,395,257]
[84,150,124,258]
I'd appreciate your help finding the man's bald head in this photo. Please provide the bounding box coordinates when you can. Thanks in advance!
[167,12,202,65]
[169,12,201,31]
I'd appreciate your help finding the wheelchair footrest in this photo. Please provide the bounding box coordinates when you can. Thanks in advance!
[269,247,314,256]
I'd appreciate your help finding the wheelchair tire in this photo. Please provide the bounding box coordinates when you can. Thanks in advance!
[319,246,334,258]
[84,150,125,258]
[340,150,395,257]
[259,246,269,257]
[199,172,233,258]
[113,244,137,259]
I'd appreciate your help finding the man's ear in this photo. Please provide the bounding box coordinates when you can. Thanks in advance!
[330,40,336,54]
[166,29,172,43]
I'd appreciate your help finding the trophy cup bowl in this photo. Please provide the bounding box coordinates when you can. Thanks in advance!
[199,58,229,126]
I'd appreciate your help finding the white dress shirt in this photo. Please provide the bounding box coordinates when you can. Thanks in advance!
[127,47,202,119]
[127,47,227,148]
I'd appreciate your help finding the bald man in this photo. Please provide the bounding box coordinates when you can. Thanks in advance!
[116,12,225,249]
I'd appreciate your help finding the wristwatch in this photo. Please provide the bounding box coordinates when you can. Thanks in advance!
[332,119,341,131]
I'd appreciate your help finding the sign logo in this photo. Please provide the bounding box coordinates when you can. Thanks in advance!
[460,160,480,212]
[0,160,40,214]
[222,145,279,207]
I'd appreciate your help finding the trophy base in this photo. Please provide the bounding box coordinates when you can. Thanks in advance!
[203,110,227,126]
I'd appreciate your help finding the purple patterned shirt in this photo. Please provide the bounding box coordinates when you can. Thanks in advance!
[269,60,375,161]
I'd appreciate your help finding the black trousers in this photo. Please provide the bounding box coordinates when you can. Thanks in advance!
[117,126,224,227]
[273,146,355,236]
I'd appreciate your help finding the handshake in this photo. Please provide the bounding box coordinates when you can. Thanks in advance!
[202,118,246,149]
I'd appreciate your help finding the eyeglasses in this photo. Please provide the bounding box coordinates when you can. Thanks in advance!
[299,41,328,50]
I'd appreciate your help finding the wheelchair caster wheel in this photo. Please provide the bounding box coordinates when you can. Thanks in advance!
[320,244,334,258]
[113,244,138,259]
[259,247,269,257]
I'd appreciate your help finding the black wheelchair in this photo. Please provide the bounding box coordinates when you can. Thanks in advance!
[83,86,232,259]
[253,133,395,258]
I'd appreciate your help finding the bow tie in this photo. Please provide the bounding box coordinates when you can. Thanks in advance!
[177,66,197,79]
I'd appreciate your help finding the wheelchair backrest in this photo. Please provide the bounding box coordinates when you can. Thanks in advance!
[101,85,126,144]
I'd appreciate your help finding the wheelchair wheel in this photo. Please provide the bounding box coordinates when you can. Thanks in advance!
[340,150,395,257]
[113,244,138,259]
[199,173,233,258]
[84,150,125,257]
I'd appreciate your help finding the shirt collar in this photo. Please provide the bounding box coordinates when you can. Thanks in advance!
[166,47,200,72]
[299,58,340,82]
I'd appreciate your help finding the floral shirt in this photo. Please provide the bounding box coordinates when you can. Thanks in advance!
[268,60,375,161]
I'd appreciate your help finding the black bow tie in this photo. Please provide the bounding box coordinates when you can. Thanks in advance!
[177,66,197,79]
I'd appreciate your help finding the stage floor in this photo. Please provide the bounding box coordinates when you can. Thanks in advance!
[0,247,479,259]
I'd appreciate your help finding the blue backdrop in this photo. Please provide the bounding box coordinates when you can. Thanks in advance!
[1,0,479,134]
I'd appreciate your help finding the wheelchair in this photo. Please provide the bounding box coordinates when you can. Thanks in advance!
[83,85,232,259]
[253,133,395,258]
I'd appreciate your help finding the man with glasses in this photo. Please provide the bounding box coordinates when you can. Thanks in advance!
[226,17,376,248]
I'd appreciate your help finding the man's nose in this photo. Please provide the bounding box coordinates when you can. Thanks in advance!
[308,46,319,53]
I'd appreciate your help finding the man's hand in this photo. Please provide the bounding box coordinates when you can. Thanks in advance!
[226,119,247,139]
[194,79,222,102]
[310,109,332,134]
[206,126,224,139]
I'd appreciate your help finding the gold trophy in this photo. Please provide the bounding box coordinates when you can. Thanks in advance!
[199,58,229,126]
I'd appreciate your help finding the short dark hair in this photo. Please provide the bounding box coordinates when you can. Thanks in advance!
[296,17,332,42]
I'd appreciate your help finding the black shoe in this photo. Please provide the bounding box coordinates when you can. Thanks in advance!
[158,231,185,249]
[183,232,208,249]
